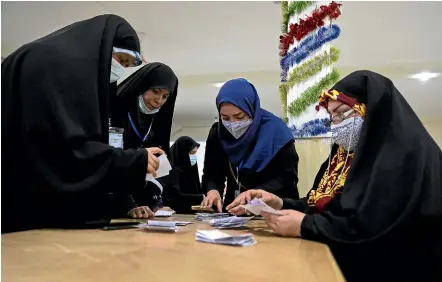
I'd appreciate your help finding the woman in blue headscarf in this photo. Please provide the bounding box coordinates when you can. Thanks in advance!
[201,78,300,212]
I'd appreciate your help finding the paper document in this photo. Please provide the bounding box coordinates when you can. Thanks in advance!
[194,213,230,221]
[241,198,282,216]
[155,210,176,217]
[195,230,256,246]
[209,216,253,229]
[138,220,179,232]
[146,154,172,181]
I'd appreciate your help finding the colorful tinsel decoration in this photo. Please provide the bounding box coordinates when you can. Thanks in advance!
[290,118,331,138]
[279,1,342,56]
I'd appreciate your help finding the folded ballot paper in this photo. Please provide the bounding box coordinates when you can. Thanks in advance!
[155,210,176,217]
[146,154,172,181]
[241,198,282,216]
[194,213,230,221]
[209,216,253,229]
[195,230,256,246]
[138,220,192,233]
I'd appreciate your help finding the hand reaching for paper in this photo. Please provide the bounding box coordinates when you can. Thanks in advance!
[128,206,155,219]
[201,190,223,213]
[145,147,165,177]
[261,210,305,237]
[227,189,283,215]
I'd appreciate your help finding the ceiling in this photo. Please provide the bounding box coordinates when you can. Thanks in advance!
[2,1,442,127]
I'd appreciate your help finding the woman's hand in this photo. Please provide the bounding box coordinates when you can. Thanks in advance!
[159,206,175,212]
[226,189,283,215]
[128,206,155,219]
[261,210,306,237]
[201,190,223,213]
[145,147,165,177]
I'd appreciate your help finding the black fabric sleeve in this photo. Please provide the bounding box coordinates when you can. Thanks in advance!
[163,169,204,206]
[201,122,229,195]
[281,198,309,212]
[22,47,148,195]
[126,194,139,212]
[258,141,300,199]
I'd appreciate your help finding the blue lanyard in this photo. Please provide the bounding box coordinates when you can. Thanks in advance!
[127,112,154,144]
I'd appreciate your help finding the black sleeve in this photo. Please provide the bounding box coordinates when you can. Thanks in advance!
[126,194,138,213]
[258,141,300,199]
[281,198,309,212]
[20,47,148,195]
[163,169,204,206]
[201,122,229,195]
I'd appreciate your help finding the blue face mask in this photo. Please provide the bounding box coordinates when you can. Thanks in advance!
[189,154,197,166]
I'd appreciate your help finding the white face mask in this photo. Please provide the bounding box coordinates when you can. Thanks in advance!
[189,154,197,166]
[138,95,160,115]
[331,116,364,151]
[222,119,253,139]
[110,58,124,83]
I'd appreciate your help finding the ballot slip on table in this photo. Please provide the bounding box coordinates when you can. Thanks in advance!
[194,213,230,221]
[195,229,257,247]
[209,216,253,229]
[155,210,176,217]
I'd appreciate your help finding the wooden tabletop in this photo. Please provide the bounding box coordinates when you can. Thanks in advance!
[2,215,345,282]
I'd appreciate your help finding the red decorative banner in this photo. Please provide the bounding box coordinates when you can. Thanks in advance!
[279,1,342,57]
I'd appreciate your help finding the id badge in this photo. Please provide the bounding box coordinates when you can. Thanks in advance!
[109,127,124,149]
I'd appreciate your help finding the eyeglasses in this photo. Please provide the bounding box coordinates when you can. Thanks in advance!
[330,109,354,123]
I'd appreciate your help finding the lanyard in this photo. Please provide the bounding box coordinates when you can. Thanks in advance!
[127,112,154,146]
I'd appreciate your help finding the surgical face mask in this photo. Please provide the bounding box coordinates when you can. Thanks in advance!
[222,119,253,139]
[110,58,124,83]
[138,95,160,115]
[331,116,364,151]
[189,154,197,166]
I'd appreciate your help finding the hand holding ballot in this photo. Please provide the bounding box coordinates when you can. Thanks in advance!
[227,189,283,215]
[145,147,165,177]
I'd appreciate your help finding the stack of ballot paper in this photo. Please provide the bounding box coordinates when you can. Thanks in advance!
[155,210,176,217]
[194,213,230,221]
[146,154,172,181]
[209,216,253,229]
[241,198,282,216]
[195,230,256,246]
[138,220,180,232]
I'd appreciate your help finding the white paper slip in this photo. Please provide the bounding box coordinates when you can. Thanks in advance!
[138,221,180,233]
[146,220,176,227]
[175,221,193,226]
[241,198,282,216]
[155,210,176,217]
[195,230,256,246]
[194,213,230,221]
[209,216,253,229]
[146,154,172,181]
[140,225,180,232]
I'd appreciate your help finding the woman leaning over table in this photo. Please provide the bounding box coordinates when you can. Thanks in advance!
[227,70,442,282]
[201,78,300,212]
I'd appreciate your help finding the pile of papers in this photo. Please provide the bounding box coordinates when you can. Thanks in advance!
[194,213,230,221]
[209,216,253,229]
[155,210,176,217]
[241,198,282,216]
[195,230,256,246]
[138,220,192,232]
[146,154,172,181]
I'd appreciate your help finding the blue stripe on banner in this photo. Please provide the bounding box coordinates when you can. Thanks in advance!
[289,118,331,138]
[280,25,341,82]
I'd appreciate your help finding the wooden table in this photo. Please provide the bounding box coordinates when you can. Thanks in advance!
[2,215,345,282]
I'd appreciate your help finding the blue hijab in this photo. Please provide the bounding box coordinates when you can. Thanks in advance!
[216,78,294,172]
